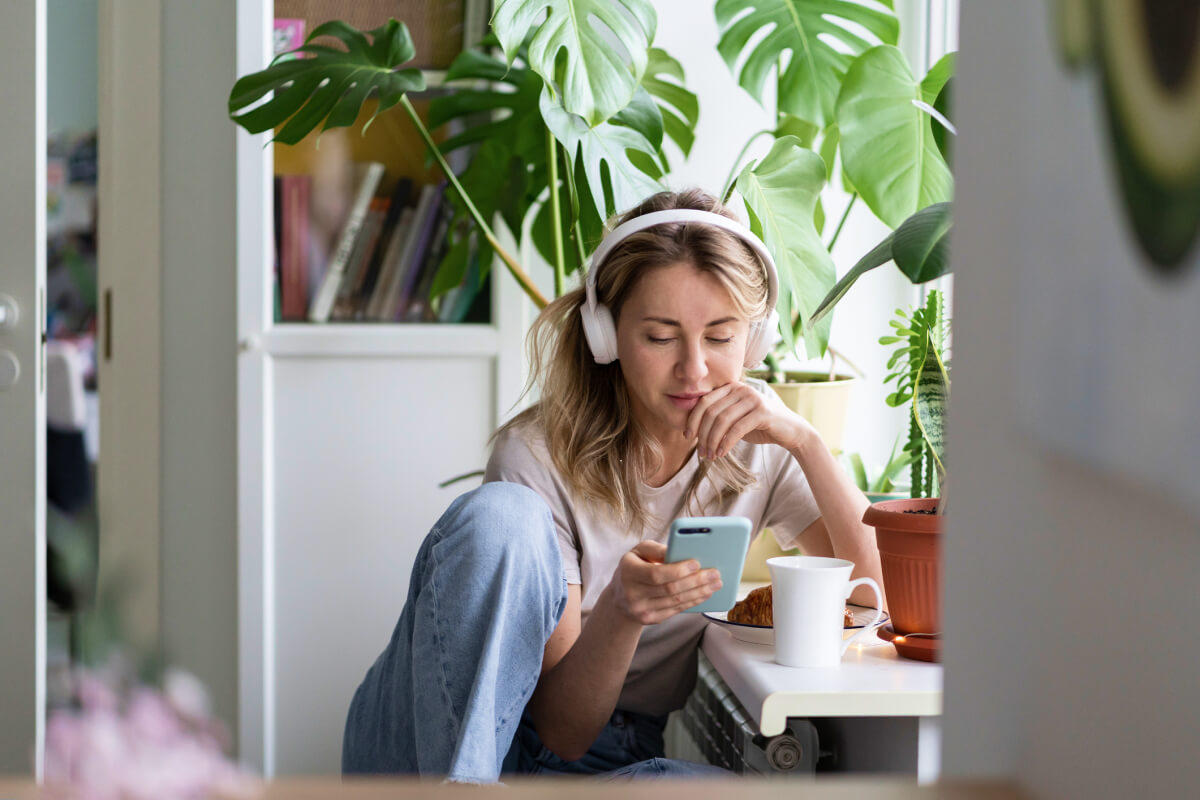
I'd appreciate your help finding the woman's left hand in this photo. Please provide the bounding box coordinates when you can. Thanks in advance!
[684,381,815,459]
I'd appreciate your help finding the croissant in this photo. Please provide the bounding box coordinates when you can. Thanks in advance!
[727,584,856,627]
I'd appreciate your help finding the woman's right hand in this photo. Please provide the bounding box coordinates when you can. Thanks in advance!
[602,541,723,626]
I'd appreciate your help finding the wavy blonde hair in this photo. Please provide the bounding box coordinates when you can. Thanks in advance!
[499,188,772,531]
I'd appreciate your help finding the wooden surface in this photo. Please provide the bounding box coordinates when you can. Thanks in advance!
[0,777,1025,799]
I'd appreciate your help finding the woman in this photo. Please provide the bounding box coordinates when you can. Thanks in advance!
[342,189,883,782]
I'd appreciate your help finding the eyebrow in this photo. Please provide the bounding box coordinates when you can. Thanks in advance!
[641,316,738,327]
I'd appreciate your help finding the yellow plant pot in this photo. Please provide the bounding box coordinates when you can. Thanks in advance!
[762,371,858,452]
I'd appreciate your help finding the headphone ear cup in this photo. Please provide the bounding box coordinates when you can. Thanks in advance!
[581,302,619,364]
[743,309,779,368]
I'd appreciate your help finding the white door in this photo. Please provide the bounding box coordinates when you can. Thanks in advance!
[0,0,47,778]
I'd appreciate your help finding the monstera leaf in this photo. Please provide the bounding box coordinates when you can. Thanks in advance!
[228,20,425,144]
[837,46,954,228]
[540,90,663,218]
[715,0,898,128]
[736,137,835,358]
[642,48,700,159]
[492,0,657,127]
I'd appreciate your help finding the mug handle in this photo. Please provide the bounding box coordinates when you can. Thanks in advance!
[840,577,885,656]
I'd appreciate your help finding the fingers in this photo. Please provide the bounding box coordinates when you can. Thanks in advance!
[685,383,770,459]
[617,545,724,625]
[635,567,723,624]
[631,540,667,563]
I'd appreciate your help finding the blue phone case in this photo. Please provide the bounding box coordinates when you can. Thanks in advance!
[665,516,752,613]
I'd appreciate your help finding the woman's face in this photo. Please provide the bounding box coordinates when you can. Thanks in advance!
[615,261,750,445]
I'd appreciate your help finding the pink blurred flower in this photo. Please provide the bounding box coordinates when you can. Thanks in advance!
[43,665,260,800]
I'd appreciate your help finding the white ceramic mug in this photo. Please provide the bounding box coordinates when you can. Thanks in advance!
[767,555,884,668]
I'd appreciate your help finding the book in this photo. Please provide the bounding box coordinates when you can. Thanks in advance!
[273,18,306,59]
[279,174,310,321]
[364,207,417,321]
[308,161,385,323]
[331,201,386,321]
[368,183,441,321]
[354,177,413,313]
[391,182,446,320]
[403,198,453,322]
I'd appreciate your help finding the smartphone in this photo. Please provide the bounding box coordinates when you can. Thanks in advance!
[665,516,753,613]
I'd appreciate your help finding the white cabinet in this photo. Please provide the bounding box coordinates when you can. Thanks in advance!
[234,0,523,776]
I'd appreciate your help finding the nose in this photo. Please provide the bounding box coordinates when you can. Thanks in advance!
[675,337,709,384]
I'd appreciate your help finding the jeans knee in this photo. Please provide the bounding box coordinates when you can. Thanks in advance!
[440,482,557,566]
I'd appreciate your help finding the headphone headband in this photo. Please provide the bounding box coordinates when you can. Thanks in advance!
[584,209,779,316]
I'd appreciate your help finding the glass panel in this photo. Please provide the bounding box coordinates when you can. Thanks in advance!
[271,1,486,326]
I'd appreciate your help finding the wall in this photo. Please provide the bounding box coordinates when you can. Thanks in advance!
[651,0,949,471]
[944,3,1200,797]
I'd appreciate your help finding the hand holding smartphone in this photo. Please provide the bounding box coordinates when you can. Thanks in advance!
[665,516,752,613]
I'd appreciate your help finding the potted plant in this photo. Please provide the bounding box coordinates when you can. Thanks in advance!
[227,1,953,391]
[807,202,953,661]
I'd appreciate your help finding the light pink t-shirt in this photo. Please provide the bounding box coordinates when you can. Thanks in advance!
[483,379,821,715]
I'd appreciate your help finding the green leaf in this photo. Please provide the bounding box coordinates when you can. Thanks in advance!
[491,0,657,127]
[836,45,953,227]
[848,452,868,491]
[808,230,894,327]
[775,115,820,148]
[540,89,663,217]
[611,86,664,151]
[892,202,953,283]
[715,0,898,128]
[643,47,699,157]
[735,136,836,358]
[228,20,425,145]
[919,52,956,105]
[913,334,949,478]
[932,76,955,165]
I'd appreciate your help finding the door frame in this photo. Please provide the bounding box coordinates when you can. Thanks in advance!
[0,0,47,778]
[96,0,163,659]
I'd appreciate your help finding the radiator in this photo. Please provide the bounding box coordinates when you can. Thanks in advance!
[670,651,820,775]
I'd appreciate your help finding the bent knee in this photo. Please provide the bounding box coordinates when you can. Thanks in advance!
[440,481,557,560]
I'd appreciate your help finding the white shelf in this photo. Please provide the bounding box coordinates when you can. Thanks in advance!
[702,623,943,737]
[255,323,501,357]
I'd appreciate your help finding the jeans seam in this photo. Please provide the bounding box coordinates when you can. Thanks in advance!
[426,531,461,763]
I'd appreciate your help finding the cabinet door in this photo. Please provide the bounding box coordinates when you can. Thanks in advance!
[0,0,47,777]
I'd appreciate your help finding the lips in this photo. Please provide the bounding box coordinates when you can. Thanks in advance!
[667,392,707,410]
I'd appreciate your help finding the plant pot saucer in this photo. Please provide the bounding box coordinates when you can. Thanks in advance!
[877,623,940,662]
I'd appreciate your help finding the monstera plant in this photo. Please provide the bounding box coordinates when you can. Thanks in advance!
[228,0,955,363]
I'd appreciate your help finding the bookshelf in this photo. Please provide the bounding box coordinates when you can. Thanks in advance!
[236,0,527,777]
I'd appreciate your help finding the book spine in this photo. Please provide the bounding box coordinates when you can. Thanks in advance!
[308,162,385,323]
[280,175,310,321]
[364,207,416,320]
[393,183,446,320]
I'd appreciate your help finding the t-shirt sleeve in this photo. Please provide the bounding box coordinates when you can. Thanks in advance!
[484,425,583,584]
[748,380,822,550]
[760,449,822,550]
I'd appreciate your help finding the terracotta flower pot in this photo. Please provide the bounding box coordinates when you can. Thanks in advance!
[863,498,943,636]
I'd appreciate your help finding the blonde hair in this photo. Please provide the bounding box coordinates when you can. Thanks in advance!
[499,189,773,531]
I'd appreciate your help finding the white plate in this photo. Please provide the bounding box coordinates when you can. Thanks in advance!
[703,604,890,647]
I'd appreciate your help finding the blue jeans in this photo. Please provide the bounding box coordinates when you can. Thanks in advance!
[342,482,729,782]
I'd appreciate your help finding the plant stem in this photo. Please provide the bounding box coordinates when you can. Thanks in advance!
[547,128,566,298]
[720,128,774,203]
[561,144,587,270]
[400,95,548,309]
[827,193,857,251]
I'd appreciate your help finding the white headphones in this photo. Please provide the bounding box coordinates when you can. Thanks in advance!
[580,209,781,368]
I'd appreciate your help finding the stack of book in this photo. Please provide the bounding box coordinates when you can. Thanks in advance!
[272,161,483,324]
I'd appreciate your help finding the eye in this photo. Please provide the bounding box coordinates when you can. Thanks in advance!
[708,336,734,344]
[647,336,675,344]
